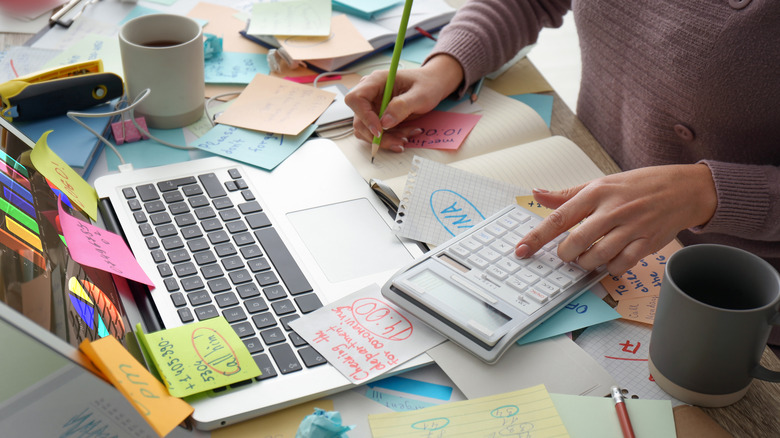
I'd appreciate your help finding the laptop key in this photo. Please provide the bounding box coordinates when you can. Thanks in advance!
[122,187,136,199]
[136,183,159,201]
[178,307,194,323]
[280,315,300,331]
[299,346,327,368]
[295,293,323,314]
[245,297,269,313]
[198,173,227,198]
[263,285,286,300]
[195,305,218,321]
[170,292,186,307]
[271,299,296,316]
[215,292,239,308]
[243,337,263,354]
[182,184,203,197]
[237,283,260,299]
[223,306,247,323]
[232,321,255,338]
[260,327,285,345]
[252,311,276,329]
[289,331,307,347]
[269,344,302,374]
[254,228,312,295]
[187,290,211,306]
[253,354,277,380]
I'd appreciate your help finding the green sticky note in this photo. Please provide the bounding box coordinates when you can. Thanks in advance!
[136,318,261,397]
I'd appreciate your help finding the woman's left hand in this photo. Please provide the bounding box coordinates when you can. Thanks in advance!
[514,164,717,275]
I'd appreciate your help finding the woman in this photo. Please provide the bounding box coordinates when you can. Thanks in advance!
[345,0,780,277]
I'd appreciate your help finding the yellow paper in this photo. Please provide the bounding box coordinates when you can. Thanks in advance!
[135,317,261,398]
[601,240,683,301]
[278,14,373,61]
[368,384,569,437]
[29,130,98,220]
[516,194,580,231]
[615,295,658,325]
[216,73,335,135]
[213,399,334,438]
[79,336,194,438]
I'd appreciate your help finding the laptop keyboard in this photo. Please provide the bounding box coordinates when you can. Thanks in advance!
[121,167,327,384]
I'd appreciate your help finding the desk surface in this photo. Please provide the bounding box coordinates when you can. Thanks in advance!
[2,25,779,438]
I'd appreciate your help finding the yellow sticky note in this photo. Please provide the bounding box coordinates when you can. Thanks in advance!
[79,336,194,438]
[29,130,98,220]
[213,399,334,438]
[368,384,569,437]
[136,317,262,398]
[516,195,581,231]
[615,295,659,325]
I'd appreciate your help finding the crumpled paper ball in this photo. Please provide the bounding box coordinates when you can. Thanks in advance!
[295,408,355,438]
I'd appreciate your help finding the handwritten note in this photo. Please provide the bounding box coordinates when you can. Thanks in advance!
[248,0,331,37]
[136,318,261,397]
[191,124,316,171]
[398,110,482,151]
[204,52,270,84]
[516,290,621,345]
[213,399,334,438]
[601,240,682,302]
[79,336,193,438]
[58,200,154,287]
[368,384,569,438]
[278,14,373,61]
[289,284,445,383]
[30,131,98,220]
[615,295,658,325]
[216,73,335,136]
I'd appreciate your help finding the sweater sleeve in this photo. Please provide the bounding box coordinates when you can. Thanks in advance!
[425,0,572,96]
[695,160,780,241]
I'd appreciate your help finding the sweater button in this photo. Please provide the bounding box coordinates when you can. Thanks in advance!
[673,124,695,141]
[729,0,751,9]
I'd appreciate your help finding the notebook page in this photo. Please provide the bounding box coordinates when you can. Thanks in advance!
[385,135,606,198]
[334,87,551,183]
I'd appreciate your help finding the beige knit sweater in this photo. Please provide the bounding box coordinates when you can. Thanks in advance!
[429,0,780,269]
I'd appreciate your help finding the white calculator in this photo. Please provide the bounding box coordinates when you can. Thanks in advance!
[382,204,607,364]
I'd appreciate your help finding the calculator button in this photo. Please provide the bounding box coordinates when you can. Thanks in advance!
[496,257,521,274]
[547,273,572,289]
[526,288,549,304]
[477,247,501,263]
[527,261,553,277]
[485,223,506,237]
[561,263,587,280]
[509,210,531,223]
[490,240,514,255]
[515,269,540,286]
[466,254,490,270]
[506,276,527,293]
[461,238,482,252]
[537,281,560,298]
[485,266,508,281]
[497,215,520,230]
[473,230,494,245]
[449,245,471,259]
[540,251,564,269]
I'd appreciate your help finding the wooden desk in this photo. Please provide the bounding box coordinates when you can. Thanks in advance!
[3,28,779,438]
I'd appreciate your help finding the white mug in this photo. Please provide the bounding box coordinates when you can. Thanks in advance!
[118,14,205,129]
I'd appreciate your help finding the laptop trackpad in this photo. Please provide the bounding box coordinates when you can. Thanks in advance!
[287,198,414,283]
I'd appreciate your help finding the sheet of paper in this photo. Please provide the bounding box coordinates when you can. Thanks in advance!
[278,14,373,61]
[42,34,123,76]
[216,73,334,136]
[204,52,270,84]
[79,336,193,438]
[574,319,683,405]
[29,131,98,220]
[394,156,527,246]
[289,284,445,384]
[368,384,569,438]
[428,336,616,399]
[136,317,261,397]
[0,47,60,82]
[511,93,554,127]
[333,0,401,20]
[106,128,190,171]
[550,393,676,438]
[601,240,682,302]
[248,0,331,37]
[212,399,334,438]
[58,200,154,287]
[517,290,621,346]
[398,110,482,150]
[188,2,265,54]
[191,124,316,171]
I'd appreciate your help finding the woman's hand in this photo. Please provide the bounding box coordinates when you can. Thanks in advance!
[515,164,718,275]
[345,54,464,152]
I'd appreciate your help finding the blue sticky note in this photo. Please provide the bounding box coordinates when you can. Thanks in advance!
[106,128,190,170]
[509,93,554,127]
[333,0,402,20]
[205,52,269,84]
[364,388,437,412]
[191,124,316,171]
[366,375,453,401]
[516,290,621,346]
[400,35,437,65]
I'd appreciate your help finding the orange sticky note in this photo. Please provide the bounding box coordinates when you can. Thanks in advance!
[615,295,658,325]
[29,130,98,220]
[515,195,581,230]
[80,336,194,438]
[601,240,683,301]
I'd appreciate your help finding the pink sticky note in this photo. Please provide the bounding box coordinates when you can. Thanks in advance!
[58,201,154,287]
[399,110,482,150]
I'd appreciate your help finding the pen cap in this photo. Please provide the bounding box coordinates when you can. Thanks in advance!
[118,14,205,129]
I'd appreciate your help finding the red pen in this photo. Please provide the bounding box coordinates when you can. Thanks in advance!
[414,26,437,41]
[611,386,636,438]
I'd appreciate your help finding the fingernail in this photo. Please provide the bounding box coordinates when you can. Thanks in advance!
[515,243,531,258]
[409,128,423,136]
[532,188,549,194]
[390,145,405,153]
[369,124,382,138]
[380,114,397,128]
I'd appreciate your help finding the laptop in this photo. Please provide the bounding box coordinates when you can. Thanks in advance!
[0,116,429,431]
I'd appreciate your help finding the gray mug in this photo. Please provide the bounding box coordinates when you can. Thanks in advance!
[648,244,780,407]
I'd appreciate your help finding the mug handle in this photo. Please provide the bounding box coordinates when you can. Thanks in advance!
[752,313,780,382]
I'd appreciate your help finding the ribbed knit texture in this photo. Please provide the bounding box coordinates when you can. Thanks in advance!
[429,0,780,270]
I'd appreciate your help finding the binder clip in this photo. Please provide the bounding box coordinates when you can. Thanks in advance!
[111,114,150,145]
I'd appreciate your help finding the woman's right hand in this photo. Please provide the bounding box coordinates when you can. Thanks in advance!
[345,54,464,152]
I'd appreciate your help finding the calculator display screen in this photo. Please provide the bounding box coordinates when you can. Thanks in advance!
[409,270,510,332]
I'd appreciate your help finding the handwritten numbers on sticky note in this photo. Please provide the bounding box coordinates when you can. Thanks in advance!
[399,110,482,151]
[136,318,261,397]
